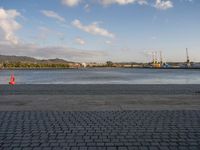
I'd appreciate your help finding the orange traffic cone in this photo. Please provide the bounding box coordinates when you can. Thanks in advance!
[9,74,16,85]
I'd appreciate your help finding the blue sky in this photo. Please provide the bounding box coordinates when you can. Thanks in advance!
[0,0,199,62]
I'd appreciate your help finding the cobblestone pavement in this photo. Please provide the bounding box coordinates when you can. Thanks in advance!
[0,111,200,150]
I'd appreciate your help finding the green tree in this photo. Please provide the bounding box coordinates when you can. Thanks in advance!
[106,61,113,67]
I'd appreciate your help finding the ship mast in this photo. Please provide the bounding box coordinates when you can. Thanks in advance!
[160,51,163,65]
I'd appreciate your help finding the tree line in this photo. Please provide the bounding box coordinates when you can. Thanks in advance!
[1,62,70,68]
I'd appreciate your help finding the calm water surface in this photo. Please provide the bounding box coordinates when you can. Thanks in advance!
[0,68,200,84]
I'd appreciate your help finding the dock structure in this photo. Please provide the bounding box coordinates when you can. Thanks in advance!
[186,48,191,68]
[0,84,200,149]
[0,63,3,69]
[151,51,163,68]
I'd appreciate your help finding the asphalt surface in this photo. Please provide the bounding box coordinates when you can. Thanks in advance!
[0,84,200,95]
[1,84,200,111]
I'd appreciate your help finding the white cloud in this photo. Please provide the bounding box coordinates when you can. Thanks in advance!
[72,19,114,38]
[61,0,147,7]
[154,0,173,10]
[105,40,111,44]
[84,4,91,12]
[0,8,21,44]
[180,0,193,2]
[100,0,147,5]
[35,26,65,42]
[75,37,86,45]
[41,10,65,22]
[60,0,177,11]
[137,0,148,5]
[59,0,176,11]
[61,0,81,7]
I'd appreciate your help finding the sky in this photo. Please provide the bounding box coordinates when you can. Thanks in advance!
[0,0,200,62]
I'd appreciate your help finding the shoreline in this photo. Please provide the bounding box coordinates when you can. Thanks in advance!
[1,67,200,70]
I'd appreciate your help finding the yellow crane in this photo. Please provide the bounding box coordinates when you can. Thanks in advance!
[151,51,163,68]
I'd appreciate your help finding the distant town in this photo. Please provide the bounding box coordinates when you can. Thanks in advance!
[1,49,200,69]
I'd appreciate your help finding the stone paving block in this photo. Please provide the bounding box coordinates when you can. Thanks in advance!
[0,111,199,150]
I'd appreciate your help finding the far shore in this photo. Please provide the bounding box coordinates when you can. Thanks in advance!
[1,67,200,70]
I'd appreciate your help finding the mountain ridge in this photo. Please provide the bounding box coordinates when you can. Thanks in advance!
[0,55,75,64]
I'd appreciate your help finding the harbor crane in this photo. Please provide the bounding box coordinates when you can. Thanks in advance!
[186,48,191,67]
[151,51,163,68]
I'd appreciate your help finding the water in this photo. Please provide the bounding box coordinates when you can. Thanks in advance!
[0,68,200,84]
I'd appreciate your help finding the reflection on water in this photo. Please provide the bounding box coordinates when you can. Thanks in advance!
[0,68,200,84]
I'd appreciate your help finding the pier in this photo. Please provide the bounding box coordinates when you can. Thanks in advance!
[0,84,200,149]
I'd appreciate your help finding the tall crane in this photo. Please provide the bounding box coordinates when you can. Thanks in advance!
[186,48,191,67]
[160,51,163,65]
[152,52,155,64]
[155,51,158,64]
[151,51,163,68]
[186,48,190,64]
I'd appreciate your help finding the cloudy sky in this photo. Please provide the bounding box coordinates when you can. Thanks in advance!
[0,0,199,62]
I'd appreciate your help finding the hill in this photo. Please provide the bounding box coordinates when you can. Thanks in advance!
[0,55,74,64]
[0,55,76,68]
